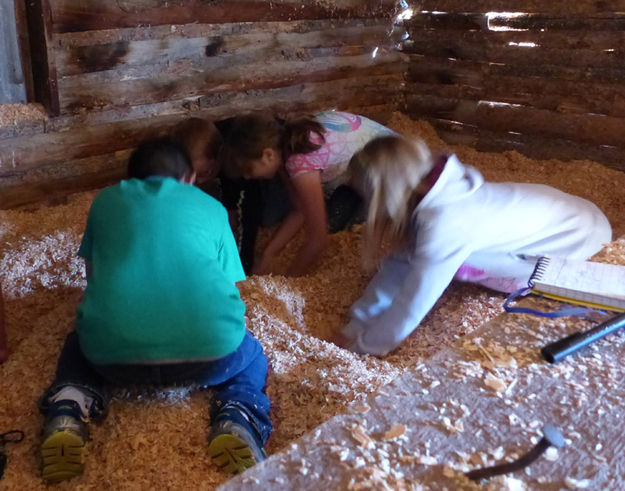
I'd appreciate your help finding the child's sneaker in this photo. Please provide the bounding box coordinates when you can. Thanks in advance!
[40,400,88,483]
[207,405,267,474]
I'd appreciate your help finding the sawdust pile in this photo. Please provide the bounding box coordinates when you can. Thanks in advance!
[1,113,625,490]
[0,103,47,127]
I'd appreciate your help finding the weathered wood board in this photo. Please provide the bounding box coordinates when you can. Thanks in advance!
[404,8,625,169]
[0,0,405,208]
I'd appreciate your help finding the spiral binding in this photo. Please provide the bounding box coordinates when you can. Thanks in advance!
[528,256,551,287]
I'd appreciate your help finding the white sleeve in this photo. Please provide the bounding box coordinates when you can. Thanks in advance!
[345,219,473,356]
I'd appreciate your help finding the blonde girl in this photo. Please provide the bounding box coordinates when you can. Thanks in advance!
[220,111,396,277]
[335,135,612,356]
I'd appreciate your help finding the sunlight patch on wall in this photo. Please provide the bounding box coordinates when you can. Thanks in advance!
[478,100,523,108]
[486,12,528,31]
[396,8,414,21]
[508,41,538,48]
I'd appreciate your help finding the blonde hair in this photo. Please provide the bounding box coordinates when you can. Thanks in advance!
[348,135,433,268]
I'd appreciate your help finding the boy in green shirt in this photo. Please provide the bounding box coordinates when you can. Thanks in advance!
[39,139,271,482]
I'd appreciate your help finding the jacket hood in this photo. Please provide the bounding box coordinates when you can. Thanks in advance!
[416,154,484,210]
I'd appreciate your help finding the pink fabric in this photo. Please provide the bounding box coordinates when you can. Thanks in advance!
[455,264,526,293]
[285,111,395,183]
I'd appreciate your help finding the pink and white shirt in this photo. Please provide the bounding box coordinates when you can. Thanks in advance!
[285,111,396,185]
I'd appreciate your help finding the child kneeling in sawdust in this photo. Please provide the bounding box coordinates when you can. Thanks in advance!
[38,139,271,482]
[334,135,612,356]
[171,116,290,275]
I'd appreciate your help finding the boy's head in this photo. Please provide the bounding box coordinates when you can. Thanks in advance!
[128,138,194,182]
[171,118,223,184]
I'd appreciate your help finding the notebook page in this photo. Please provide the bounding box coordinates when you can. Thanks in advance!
[532,257,625,307]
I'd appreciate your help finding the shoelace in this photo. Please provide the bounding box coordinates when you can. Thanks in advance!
[0,430,24,480]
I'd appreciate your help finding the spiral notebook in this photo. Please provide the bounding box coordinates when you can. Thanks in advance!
[528,256,625,312]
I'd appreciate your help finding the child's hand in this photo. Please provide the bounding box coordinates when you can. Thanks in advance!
[330,332,354,350]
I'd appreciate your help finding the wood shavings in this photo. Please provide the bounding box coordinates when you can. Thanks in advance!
[544,447,559,461]
[381,424,406,441]
[416,455,438,465]
[491,446,505,460]
[0,103,47,126]
[4,113,625,490]
[484,373,507,395]
[350,424,375,450]
[442,416,464,434]
[496,476,527,490]
[565,477,592,489]
[397,455,417,464]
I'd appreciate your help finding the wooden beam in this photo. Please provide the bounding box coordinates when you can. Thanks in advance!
[404,31,625,70]
[0,97,401,209]
[406,24,625,51]
[54,21,394,76]
[25,0,59,115]
[407,55,625,90]
[406,93,625,149]
[406,12,625,31]
[57,50,406,114]
[0,154,126,209]
[405,79,625,119]
[411,117,625,172]
[48,0,397,33]
[13,0,35,101]
[1,73,403,175]
[0,115,175,174]
[416,0,625,15]
[0,116,46,140]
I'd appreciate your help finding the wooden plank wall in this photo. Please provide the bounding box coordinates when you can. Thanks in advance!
[403,0,625,170]
[0,0,405,208]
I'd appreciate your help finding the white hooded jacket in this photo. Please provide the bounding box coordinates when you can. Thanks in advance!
[343,155,612,356]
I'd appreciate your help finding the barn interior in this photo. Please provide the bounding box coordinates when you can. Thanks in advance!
[2,1,625,489]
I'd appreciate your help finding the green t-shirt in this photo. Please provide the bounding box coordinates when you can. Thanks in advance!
[76,177,246,365]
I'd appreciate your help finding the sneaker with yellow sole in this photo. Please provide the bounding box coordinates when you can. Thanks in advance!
[208,406,266,474]
[40,400,88,483]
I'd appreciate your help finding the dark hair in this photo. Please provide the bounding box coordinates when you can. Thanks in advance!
[219,113,325,178]
[171,117,223,161]
[128,138,192,180]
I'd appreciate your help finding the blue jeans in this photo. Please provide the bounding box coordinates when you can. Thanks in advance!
[40,331,272,444]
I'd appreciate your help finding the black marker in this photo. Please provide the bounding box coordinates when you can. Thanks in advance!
[541,312,625,363]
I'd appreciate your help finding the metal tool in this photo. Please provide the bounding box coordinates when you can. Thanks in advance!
[465,423,565,481]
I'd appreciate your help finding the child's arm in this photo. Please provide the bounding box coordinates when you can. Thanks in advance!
[254,177,305,275]
[284,171,329,277]
[254,208,304,275]
[0,285,7,363]
[341,238,472,356]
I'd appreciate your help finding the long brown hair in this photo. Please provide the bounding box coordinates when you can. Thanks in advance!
[219,113,325,178]
[348,135,433,269]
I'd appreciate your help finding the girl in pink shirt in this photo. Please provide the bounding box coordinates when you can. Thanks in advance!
[220,111,395,276]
